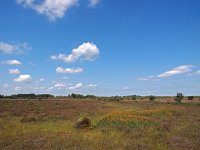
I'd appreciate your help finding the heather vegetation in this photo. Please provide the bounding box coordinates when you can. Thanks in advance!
[0,94,200,149]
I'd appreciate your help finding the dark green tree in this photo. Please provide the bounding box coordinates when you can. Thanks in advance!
[149,95,156,101]
[175,93,184,103]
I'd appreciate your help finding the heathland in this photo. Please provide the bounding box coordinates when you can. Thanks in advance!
[0,96,200,150]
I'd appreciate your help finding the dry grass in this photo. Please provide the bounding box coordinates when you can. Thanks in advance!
[0,98,200,150]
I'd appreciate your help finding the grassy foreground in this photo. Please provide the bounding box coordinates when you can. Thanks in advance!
[0,99,200,150]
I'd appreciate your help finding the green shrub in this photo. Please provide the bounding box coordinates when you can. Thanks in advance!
[74,113,92,129]
[0,94,4,98]
[188,96,194,100]
[149,95,156,101]
[132,95,137,100]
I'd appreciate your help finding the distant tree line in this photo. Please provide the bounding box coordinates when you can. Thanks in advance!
[0,93,199,102]
[0,94,4,98]
[0,94,54,99]
[68,93,96,99]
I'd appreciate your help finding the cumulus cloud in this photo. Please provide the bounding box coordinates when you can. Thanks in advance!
[14,74,32,83]
[138,65,194,81]
[56,67,83,74]
[88,0,101,7]
[5,60,22,65]
[16,0,78,21]
[69,83,82,90]
[9,69,21,75]
[51,42,100,63]
[0,42,31,54]
[57,83,97,90]
[196,70,200,75]
[158,65,194,78]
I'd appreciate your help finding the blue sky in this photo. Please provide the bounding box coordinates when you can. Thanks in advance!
[0,0,200,96]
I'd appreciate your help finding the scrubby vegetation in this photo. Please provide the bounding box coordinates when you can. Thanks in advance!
[1,93,200,103]
[149,95,156,101]
[0,94,4,98]
[188,96,195,100]
[131,95,137,100]
[0,97,200,149]
[74,114,92,129]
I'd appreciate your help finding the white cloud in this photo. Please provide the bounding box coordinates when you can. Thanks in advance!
[69,83,82,90]
[123,87,130,90]
[0,42,15,54]
[54,83,66,88]
[138,77,148,81]
[196,70,200,75]
[9,69,21,75]
[16,0,78,21]
[88,0,101,7]
[5,60,22,65]
[158,65,194,78]
[0,42,31,54]
[47,86,54,91]
[51,42,100,63]
[138,75,157,81]
[14,74,32,83]
[48,87,54,90]
[138,65,194,81]
[88,84,97,87]
[56,67,83,74]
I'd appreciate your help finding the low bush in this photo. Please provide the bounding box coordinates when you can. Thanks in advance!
[149,95,156,101]
[132,95,137,100]
[188,96,194,100]
[74,114,92,129]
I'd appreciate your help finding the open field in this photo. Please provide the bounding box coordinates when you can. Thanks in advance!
[0,98,200,150]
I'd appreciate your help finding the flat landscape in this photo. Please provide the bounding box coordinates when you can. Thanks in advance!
[1,1,200,149]
[0,98,200,150]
